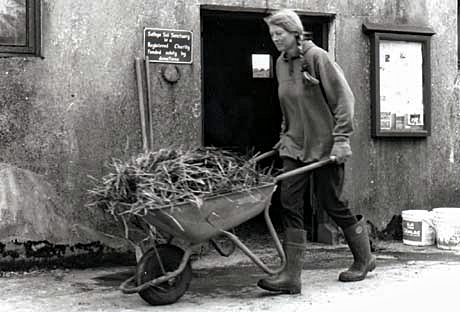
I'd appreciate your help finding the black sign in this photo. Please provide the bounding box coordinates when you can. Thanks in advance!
[144,28,193,64]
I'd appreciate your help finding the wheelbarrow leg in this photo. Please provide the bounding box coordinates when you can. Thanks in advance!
[216,199,287,275]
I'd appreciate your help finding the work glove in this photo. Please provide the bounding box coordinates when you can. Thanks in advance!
[330,137,352,164]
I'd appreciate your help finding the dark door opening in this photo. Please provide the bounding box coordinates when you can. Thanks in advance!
[201,11,278,155]
[201,9,333,240]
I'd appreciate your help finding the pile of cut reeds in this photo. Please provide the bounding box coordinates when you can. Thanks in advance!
[87,147,275,219]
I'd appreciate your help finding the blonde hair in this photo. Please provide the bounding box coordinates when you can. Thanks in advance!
[264,9,305,56]
[264,9,304,41]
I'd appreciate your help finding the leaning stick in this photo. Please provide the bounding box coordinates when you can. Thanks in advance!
[145,56,154,150]
[135,57,148,152]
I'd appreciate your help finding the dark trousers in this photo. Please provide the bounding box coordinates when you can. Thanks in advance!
[279,157,357,231]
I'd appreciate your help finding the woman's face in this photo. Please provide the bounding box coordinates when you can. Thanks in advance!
[268,24,297,53]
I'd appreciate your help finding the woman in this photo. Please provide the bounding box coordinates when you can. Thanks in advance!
[258,9,376,294]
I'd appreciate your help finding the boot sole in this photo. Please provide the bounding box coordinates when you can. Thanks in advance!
[338,256,377,282]
[257,281,301,294]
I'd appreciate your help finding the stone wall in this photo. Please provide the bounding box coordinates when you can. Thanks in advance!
[0,0,458,250]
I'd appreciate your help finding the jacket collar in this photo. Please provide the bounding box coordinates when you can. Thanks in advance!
[282,40,316,62]
[282,48,300,62]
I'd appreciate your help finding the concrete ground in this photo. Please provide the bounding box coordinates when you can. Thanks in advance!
[1,238,460,312]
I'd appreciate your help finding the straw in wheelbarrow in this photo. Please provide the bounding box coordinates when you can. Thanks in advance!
[87,147,275,220]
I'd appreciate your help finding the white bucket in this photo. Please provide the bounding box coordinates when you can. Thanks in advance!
[402,210,435,246]
[432,208,460,250]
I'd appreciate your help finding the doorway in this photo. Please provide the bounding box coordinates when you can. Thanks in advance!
[201,9,332,153]
[201,8,334,241]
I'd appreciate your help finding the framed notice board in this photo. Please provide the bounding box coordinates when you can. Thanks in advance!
[363,23,435,138]
[144,27,193,64]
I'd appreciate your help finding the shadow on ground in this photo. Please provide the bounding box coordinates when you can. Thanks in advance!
[92,242,460,301]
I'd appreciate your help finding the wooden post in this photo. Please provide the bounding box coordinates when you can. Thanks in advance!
[135,57,148,152]
[145,56,154,150]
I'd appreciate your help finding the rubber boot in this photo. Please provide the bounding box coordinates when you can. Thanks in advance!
[338,216,377,282]
[257,228,306,294]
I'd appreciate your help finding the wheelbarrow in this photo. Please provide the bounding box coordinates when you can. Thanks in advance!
[119,151,334,305]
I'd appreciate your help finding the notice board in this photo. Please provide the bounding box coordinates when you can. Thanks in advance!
[144,28,193,64]
[363,23,434,138]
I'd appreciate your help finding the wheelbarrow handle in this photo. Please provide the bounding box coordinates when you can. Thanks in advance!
[274,157,335,182]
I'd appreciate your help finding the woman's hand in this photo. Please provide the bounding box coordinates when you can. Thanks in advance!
[330,140,352,164]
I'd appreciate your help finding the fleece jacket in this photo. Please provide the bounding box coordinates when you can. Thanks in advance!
[275,40,355,163]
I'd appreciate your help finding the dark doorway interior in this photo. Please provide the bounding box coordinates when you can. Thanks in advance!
[201,9,333,240]
[201,11,278,155]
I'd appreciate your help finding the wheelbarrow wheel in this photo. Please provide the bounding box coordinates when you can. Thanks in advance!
[136,244,192,306]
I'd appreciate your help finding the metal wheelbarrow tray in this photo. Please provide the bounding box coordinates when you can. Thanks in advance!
[142,182,276,243]
[119,155,333,306]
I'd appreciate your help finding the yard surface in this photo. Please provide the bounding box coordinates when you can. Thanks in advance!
[1,240,459,312]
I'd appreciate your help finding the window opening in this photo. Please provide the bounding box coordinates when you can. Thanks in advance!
[0,0,41,57]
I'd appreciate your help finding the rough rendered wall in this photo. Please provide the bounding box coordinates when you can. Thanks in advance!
[0,0,203,244]
[0,0,458,250]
